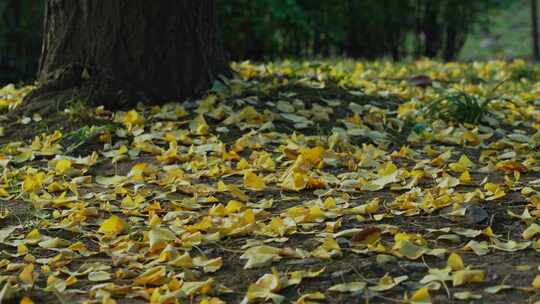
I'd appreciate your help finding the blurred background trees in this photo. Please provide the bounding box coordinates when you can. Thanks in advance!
[0,0,43,85]
[0,0,531,85]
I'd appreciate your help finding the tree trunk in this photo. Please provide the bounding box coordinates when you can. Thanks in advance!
[532,0,540,61]
[24,0,230,114]
[423,1,442,58]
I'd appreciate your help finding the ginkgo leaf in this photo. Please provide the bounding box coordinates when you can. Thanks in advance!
[19,264,35,285]
[244,171,266,191]
[97,215,126,235]
[123,109,144,129]
[88,271,111,282]
[0,226,17,243]
[533,275,540,289]
[484,284,512,294]
[0,282,15,302]
[242,269,284,304]
[462,240,489,256]
[149,226,177,252]
[169,252,194,268]
[408,287,431,304]
[20,296,34,304]
[133,266,167,286]
[395,240,427,260]
[293,292,325,304]
[369,274,408,291]
[311,238,341,260]
[452,269,485,286]
[491,239,530,252]
[281,171,308,191]
[448,155,473,173]
[454,291,482,300]
[522,223,540,240]
[364,165,399,191]
[447,252,464,271]
[95,175,126,186]
[240,245,283,269]
[328,282,366,293]
[22,171,45,193]
[193,256,223,273]
[284,268,325,287]
[38,237,70,249]
[190,114,209,135]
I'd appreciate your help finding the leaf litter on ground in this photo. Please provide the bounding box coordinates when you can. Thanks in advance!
[0,59,540,303]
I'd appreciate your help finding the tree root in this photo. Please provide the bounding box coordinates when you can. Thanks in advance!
[10,76,144,119]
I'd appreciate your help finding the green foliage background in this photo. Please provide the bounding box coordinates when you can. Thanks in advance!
[218,0,517,60]
[0,0,43,85]
[0,0,521,85]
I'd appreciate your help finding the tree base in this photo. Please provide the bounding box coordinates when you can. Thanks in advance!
[29,0,230,112]
[14,63,155,117]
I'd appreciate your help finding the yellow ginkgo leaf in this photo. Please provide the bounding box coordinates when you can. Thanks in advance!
[19,264,35,285]
[25,229,41,245]
[447,252,464,271]
[533,275,540,289]
[369,274,408,291]
[452,269,485,286]
[409,287,431,304]
[54,159,72,175]
[240,246,283,269]
[180,278,213,296]
[281,171,308,191]
[20,296,34,304]
[284,268,325,287]
[311,238,341,260]
[448,155,473,173]
[200,297,225,304]
[133,266,167,286]
[169,252,194,268]
[294,292,325,304]
[123,109,144,130]
[97,215,126,235]
[522,223,540,240]
[22,171,45,193]
[190,114,209,135]
[149,226,176,252]
[395,240,427,260]
[244,171,266,191]
[193,256,223,273]
[242,269,284,304]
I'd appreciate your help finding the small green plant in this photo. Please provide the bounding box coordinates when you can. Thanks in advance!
[63,124,115,154]
[510,65,538,82]
[425,78,512,124]
[63,98,90,120]
[427,93,495,124]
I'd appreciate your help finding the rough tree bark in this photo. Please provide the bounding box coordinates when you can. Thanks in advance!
[22,0,230,114]
[532,0,540,61]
